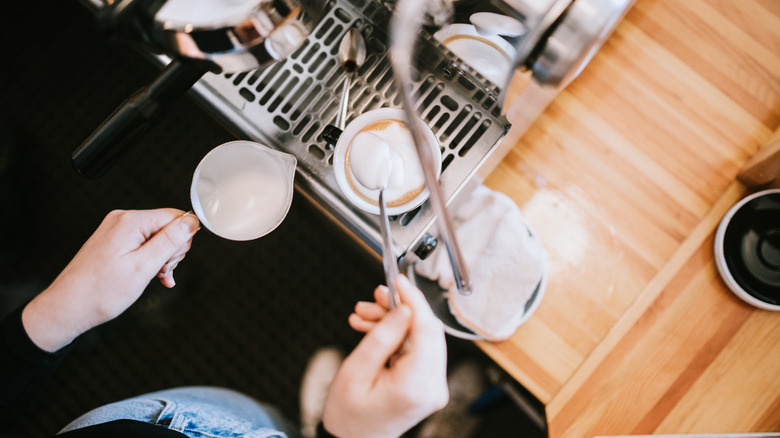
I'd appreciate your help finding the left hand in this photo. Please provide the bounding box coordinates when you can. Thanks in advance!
[22,209,200,352]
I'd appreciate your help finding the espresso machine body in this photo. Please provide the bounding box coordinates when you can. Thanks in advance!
[74,0,633,263]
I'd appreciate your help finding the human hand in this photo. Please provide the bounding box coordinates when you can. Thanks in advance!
[22,209,199,352]
[322,275,448,438]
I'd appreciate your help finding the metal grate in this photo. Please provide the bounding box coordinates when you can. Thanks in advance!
[192,0,511,258]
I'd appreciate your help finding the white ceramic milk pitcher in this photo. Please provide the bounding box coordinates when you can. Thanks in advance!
[190,141,296,241]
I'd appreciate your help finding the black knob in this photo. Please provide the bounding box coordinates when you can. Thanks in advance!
[413,233,438,260]
[322,124,342,148]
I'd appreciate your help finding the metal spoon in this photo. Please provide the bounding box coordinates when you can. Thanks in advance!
[378,189,400,309]
[336,28,367,130]
[349,132,401,309]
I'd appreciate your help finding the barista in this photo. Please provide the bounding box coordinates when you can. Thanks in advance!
[0,208,448,438]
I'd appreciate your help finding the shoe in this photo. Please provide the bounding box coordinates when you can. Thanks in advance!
[415,360,487,438]
[299,347,345,438]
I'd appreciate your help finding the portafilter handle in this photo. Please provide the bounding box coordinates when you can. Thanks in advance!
[72,60,208,179]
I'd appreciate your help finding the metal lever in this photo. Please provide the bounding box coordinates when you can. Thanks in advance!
[389,0,472,295]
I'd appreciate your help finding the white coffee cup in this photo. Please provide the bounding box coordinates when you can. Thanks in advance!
[332,108,442,215]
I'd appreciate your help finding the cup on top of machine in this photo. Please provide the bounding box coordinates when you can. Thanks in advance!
[332,108,442,216]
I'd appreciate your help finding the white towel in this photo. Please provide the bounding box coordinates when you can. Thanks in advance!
[415,185,546,341]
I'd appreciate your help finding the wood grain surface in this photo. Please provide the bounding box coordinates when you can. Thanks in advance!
[476,0,780,435]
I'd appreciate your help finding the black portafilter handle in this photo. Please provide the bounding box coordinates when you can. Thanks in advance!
[72,59,209,179]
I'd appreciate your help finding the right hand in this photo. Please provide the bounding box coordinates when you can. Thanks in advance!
[322,276,449,438]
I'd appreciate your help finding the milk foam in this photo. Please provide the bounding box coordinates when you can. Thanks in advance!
[347,119,426,206]
[349,132,393,190]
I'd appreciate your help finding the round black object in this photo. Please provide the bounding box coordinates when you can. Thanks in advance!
[720,190,780,306]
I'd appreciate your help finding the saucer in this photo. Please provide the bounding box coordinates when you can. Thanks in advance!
[714,189,780,311]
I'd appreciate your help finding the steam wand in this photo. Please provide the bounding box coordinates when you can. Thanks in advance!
[389,0,472,295]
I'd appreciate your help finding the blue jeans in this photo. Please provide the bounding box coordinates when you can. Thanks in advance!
[58,386,302,438]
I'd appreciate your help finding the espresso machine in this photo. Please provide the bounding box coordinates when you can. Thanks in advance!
[75,0,633,295]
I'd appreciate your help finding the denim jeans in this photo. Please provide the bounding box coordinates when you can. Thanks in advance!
[58,386,302,438]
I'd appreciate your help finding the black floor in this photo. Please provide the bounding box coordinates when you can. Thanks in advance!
[0,1,546,437]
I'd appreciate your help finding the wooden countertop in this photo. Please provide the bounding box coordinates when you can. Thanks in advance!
[478,0,780,435]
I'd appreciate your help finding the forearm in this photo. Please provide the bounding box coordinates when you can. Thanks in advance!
[21,281,94,353]
[0,306,70,429]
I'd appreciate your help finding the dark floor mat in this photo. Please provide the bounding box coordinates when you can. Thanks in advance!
[0,1,545,437]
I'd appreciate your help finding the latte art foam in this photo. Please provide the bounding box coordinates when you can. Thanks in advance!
[345,119,426,208]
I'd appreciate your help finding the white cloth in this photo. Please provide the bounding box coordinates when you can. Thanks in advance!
[415,185,546,340]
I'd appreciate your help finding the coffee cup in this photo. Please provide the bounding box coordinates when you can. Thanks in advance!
[714,188,780,311]
[332,108,441,215]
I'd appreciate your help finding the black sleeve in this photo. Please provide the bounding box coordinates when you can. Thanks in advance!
[315,422,338,438]
[0,306,70,430]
